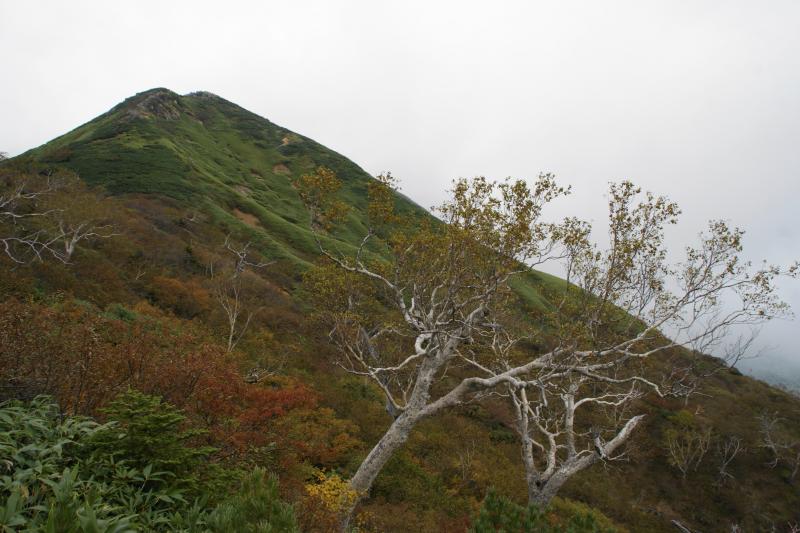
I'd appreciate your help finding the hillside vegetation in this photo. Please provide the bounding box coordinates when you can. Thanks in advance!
[1,89,799,532]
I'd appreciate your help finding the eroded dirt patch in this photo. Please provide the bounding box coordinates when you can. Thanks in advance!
[232,208,262,228]
[273,163,291,175]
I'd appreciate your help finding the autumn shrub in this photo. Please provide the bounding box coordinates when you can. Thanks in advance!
[274,406,362,469]
[0,297,229,414]
[0,296,360,489]
[149,275,210,318]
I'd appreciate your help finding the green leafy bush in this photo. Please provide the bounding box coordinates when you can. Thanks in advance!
[0,396,139,531]
[0,394,297,532]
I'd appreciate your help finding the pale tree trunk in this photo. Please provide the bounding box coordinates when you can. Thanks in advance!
[340,409,422,531]
[64,238,77,261]
[349,409,421,494]
[521,436,540,504]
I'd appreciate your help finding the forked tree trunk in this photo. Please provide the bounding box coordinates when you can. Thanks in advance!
[521,414,645,508]
[527,455,597,507]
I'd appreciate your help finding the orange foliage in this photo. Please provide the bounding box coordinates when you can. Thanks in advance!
[149,275,211,318]
[0,297,361,473]
[0,297,223,413]
[276,407,361,468]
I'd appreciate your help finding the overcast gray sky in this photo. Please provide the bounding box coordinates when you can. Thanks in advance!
[2,1,798,382]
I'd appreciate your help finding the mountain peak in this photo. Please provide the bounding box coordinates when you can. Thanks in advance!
[121,88,183,121]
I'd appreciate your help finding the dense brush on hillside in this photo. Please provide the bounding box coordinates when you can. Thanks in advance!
[1,89,799,532]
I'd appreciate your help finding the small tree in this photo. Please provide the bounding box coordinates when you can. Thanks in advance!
[42,174,117,262]
[0,166,116,264]
[662,410,712,479]
[209,237,271,352]
[0,166,60,262]
[715,434,743,486]
[88,389,215,493]
[757,412,800,483]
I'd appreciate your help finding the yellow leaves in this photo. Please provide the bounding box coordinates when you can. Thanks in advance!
[429,174,569,271]
[304,470,360,515]
[367,172,400,228]
[301,470,376,532]
[295,167,349,230]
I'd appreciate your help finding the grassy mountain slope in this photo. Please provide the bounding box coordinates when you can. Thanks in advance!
[24,88,425,269]
[7,89,800,531]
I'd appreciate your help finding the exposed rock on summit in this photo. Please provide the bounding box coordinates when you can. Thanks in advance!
[126,89,183,120]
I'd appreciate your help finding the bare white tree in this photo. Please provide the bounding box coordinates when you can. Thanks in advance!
[1,167,118,264]
[0,168,61,262]
[664,421,712,480]
[466,182,795,504]
[757,412,800,483]
[297,168,798,523]
[299,170,570,520]
[55,218,116,262]
[43,174,118,262]
[715,435,744,486]
[507,378,646,504]
[210,237,272,352]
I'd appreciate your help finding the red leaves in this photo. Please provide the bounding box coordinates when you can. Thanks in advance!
[239,382,318,424]
[218,378,319,455]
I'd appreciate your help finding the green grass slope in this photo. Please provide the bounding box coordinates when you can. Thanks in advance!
[24,88,424,267]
